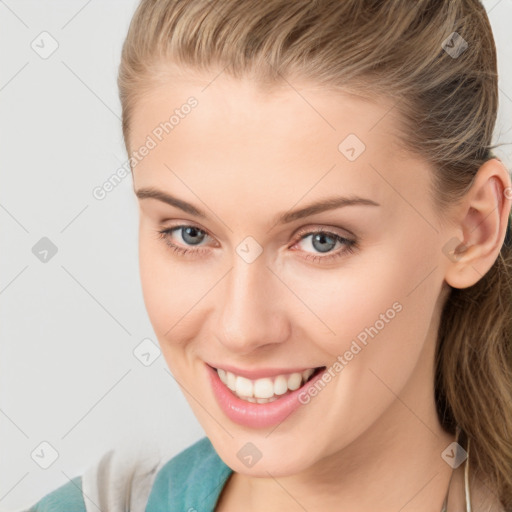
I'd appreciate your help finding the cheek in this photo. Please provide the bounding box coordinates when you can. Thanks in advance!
[278,239,443,440]
[370,255,442,388]
[138,227,187,340]
[281,233,442,369]
[138,226,220,345]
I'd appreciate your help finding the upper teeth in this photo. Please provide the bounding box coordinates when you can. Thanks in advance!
[217,368,316,400]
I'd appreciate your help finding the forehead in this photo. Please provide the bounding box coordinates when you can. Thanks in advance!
[129,69,420,214]
[131,69,400,143]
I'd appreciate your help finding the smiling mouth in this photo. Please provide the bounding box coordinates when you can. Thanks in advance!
[213,365,326,404]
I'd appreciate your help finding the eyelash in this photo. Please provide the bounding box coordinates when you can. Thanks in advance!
[155,225,358,264]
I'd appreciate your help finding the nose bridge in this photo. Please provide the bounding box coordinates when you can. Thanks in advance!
[215,253,287,352]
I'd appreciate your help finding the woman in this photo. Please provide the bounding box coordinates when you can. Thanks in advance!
[25,0,512,510]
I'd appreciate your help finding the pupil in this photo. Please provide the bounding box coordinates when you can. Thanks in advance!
[312,233,336,253]
[182,227,205,245]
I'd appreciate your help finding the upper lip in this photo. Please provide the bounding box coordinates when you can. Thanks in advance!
[206,362,324,380]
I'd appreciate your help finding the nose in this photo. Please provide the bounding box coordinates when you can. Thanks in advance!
[214,254,290,355]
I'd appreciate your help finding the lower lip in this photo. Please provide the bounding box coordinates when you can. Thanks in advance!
[206,363,326,429]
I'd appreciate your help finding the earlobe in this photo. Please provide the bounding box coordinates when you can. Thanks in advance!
[443,159,512,290]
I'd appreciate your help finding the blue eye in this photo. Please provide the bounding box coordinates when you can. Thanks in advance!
[156,225,211,257]
[292,229,357,264]
[156,225,357,264]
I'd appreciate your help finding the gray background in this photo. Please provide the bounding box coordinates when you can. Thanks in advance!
[1,1,511,510]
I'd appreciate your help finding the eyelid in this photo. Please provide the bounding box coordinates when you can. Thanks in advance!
[161,221,217,244]
[292,224,356,241]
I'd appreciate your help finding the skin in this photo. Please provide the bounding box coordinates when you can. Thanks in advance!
[129,67,511,512]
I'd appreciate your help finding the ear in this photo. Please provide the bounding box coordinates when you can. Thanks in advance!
[443,158,512,290]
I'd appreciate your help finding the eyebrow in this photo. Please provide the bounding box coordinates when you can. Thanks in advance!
[135,187,380,225]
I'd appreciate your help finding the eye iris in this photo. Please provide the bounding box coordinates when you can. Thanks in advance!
[312,233,336,253]
[182,226,205,245]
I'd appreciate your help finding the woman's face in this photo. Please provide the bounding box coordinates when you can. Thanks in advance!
[130,69,454,476]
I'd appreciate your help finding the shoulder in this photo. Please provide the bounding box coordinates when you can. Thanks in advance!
[22,437,232,512]
[23,476,86,512]
[22,446,162,512]
[146,436,233,512]
[471,467,507,512]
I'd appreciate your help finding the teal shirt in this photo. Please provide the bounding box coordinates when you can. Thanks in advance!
[25,437,233,512]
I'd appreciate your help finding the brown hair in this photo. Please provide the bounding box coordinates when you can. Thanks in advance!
[118,0,512,508]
